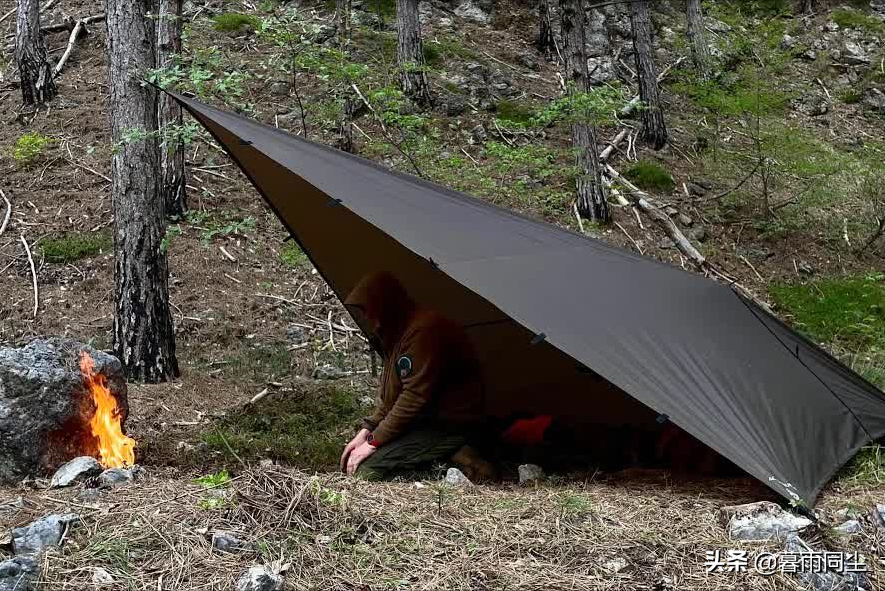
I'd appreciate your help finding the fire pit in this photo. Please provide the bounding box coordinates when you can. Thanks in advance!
[0,338,135,483]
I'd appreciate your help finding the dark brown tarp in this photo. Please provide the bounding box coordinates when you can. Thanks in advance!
[169,91,885,507]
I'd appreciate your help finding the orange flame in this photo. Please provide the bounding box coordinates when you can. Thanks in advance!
[80,352,136,468]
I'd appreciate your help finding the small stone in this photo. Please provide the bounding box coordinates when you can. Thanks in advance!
[678,213,693,227]
[12,513,79,555]
[211,531,253,553]
[235,565,284,591]
[454,0,492,24]
[518,464,545,485]
[91,567,114,585]
[834,519,862,535]
[842,40,869,65]
[515,50,540,72]
[470,124,488,145]
[862,88,885,113]
[0,498,25,516]
[801,49,818,61]
[798,261,814,275]
[664,206,679,216]
[441,95,467,117]
[602,557,629,573]
[873,504,885,526]
[780,34,797,49]
[285,325,306,345]
[689,226,708,242]
[719,502,811,541]
[49,456,103,488]
[785,533,870,591]
[0,556,39,591]
[443,467,472,487]
[687,182,708,197]
[259,459,274,468]
[313,364,348,380]
[177,441,195,453]
[358,395,374,406]
[705,18,732,33]
[657,238,676,249]
[269,81,289,96]
[97,466,142,488]
[824,21,840,32]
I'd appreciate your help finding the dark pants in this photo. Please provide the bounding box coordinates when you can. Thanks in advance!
[356,427,467,481]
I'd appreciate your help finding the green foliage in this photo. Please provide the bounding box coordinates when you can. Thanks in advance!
[672,67,789,116]
[769,274,885,353]
[494,99,537,127]
[13,132,52,165]
[838,444,885,485]
[200,215,256,243]
[39,232,112,263]
[840,89,863,104]
[832,7,885,35]
[624,161,675,193]
[534,85,627,127]
[365,0,396,19]
[202,386,364,469]
[367,86,428,130]
[193,469,231,487]
[485,142,558,181]
[212,12,260,32]
[280,242,310,269]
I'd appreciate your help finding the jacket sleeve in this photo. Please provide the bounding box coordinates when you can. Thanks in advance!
[371,328,446,445]
[360,404,385,431]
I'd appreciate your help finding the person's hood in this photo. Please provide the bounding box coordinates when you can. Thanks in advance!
[345,271,417,355]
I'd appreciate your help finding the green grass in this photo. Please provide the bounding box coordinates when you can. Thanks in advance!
[280,242,310,269]
[837,444,885,485]
[769,275,885,352]
[840,89,863,105]
[39,232,112,263]
[494,99,537,126]
[832,7,885,35]
[13,132,52,166]
[202,386,365,469]
[624,161,675,193]
[212,12,260,32]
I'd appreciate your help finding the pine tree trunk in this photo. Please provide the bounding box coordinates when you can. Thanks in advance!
[630,0,668,149]
[559,0,609,223]
[107,0,179,383]
[157,0,187,218]
[537,0,555,59]
[686,0,712,80]
[396,0,431,105]
[15,0,56,106]
[337,95,355,153]
[336,0,351,51]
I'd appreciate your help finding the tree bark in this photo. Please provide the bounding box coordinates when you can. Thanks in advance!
[15,0,56,106]
[559,0,609,223]
[107,0,179,383]
[685,0,711,80]
[336,0,351,51]
[337,95,355,153]
[396,0,431,105]
[537,0,555,59]
[157,0,187,218]
[630,0,668,149]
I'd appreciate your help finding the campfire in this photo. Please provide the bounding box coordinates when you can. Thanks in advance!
[80,352,136,468]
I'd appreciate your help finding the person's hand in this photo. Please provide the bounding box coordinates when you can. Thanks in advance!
[340,428,369,472]
[346,441,377,476]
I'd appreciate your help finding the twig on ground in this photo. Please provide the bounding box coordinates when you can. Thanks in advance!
[460,147,479,168]
[53,18,86,78]
[20,234,39,318]
[573,202,585,234]
[0,189,10,237]
[738,255,765,282]
[615,221,643,254]
[219,245,236,262]
[248,388,269,406]
[66,158,111,183]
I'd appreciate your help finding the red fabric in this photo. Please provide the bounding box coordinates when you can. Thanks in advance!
[502,415,552,447]
[367,434,381,448]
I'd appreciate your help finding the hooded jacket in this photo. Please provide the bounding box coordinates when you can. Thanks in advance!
[345,272,485,446]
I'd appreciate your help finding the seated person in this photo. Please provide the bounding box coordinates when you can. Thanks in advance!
[340,271,497,482]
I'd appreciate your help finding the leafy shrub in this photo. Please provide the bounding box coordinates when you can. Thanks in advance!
[832,8,885,34]
[624,161,675,193]
[280,242,310,269]
[495,100,537,126]
[212,13,259,32]
[39,232,112,263]
[13,132,52,166]
[840,89,863,104]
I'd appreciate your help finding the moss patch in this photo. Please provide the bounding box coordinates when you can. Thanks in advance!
[494,99,537,126]
[212,13,260,33]
[39,232,112,263]
[280,242,310,269]
[769,275,885,352]
[624,161,675,193]
[202,386,365,469]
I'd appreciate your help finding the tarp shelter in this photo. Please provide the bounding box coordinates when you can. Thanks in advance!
[169,91,885,507]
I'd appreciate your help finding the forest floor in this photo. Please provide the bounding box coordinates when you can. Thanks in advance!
[1,0,885,588]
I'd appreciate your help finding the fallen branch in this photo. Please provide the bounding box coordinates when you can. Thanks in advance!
[53,18,86,78]
[219,245,236,262]
[0,189,10,237]
[614,220,643,254]
[20,234,39,318]
[599,128,630,162]
[856,217,885,255]
[604,164,706,269]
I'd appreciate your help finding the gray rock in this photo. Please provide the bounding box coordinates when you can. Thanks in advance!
[689,226,707,242]
[470,124,488,144]
[0,497,25,516]
[705,18,732,33]
[518,464,545,485]
[418,1,432,24]
[784,533,870,591]
[657,237,676,249]
[824,21,841,32]
[97,466,142,488]
[443,467,472,486]
[269,81,289,96]
[91,567,114,586]
[795,94,830,117]
[312,364,348,380]
[0,339,129,484]
[801,49,818,61]
[719,501,811,541]
[236,565,284,591]
[285,325,306,345]
[49,456,102,488]
[834,519,862,535]
[586,56,616,85]
[873,504,885,526]
[211,531,254,553]
[664,206,679,216]
[687,182,708,196]
[862,88,885,113]
[0,556,39,591]
[781,34,797,50]
[842,41,870,65]
[12,513,79,555]
[454,0,492,24]
[516,50,540,72]
[602,557,629,573]
[678,213,693,227]
[798,261,814,275]
[441,95,467,116]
